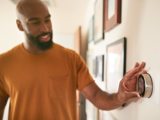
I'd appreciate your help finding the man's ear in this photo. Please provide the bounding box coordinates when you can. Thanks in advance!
[16,20,24,31]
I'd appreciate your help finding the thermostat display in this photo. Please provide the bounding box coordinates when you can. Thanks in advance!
[138,76,145,97]
[137,73,153,98]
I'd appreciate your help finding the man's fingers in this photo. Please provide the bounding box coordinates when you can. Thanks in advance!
[124,67,140,81]
[125,92,140,100]
[134,62,145,70]
[124,62,146,81]
[134,62,139,68]
[125,62,141,76]
[123,82,130,92]
[131,70,147,79]
[137,62,146,71]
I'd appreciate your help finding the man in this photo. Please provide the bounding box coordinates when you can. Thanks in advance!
[0,0,146,120]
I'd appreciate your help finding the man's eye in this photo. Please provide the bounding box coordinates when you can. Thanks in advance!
[32,22,39,24]
[45,20,50,22]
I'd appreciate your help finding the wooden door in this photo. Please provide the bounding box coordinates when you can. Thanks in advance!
[74,26,81,54]
[74,26,86,120]
[74,26,81,120]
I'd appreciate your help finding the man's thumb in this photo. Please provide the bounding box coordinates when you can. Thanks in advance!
[126,92,140,99]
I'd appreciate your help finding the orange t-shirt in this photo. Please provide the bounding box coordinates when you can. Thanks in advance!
[0,43,94,120]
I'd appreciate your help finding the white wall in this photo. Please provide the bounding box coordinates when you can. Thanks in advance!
[51,9,85,34]
[82,0,160,120]
[0,0,24,54]
[51,0,89,34]
[53,34,74,50]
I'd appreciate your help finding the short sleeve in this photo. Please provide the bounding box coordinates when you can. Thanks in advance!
[0,78,9,97]
[76,53,94,91]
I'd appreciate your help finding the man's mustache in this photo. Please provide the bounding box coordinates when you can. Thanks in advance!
[37,32,52,39]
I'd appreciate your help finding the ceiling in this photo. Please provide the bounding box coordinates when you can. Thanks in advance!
[10,0,90,13]
[10,0,54,6]
[52,0,89,12]
[10,0,90,34]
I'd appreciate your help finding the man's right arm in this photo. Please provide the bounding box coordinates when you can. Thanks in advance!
[81,62,146,110]
[0,97,8,120]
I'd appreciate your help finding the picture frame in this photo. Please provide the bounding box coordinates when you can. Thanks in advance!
[104,0,121,32]
[94,0,104,43]
[88,16,94,43]
[93,56,97,77]
[95,55,104,81]
[105,37,126,93]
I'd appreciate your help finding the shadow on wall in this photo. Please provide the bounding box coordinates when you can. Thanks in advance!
[124,0,160,119]
[114,1,146,120]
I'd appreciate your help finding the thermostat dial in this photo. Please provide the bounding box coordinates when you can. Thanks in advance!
[137,73,153,98]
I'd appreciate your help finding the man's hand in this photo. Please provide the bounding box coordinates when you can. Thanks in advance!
[117,62,147,104]
[81,62,147,110]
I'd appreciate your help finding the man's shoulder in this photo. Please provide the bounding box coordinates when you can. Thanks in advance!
[54,43,77,57]
[0,44,21,61]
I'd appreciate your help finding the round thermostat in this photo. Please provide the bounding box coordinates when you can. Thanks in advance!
[137,73,153,98]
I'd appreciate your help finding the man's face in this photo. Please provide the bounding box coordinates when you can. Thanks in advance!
[18,1,53,50]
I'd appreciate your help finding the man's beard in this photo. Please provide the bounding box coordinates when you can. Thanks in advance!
[25,31,53,51]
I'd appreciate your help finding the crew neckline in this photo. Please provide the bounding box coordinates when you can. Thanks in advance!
[20,43,54,57]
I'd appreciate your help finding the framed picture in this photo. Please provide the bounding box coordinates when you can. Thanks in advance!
[94,0,104,43]
[96,55,104,81]
[88,16,94,43]
[105,37,126,93]
[104,0,121,32]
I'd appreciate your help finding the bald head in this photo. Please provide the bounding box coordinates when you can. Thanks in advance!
[16,0,49,21]
[16,0,51,32]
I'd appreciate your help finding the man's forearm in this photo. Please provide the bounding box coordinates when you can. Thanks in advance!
[81,82,124,110]
[93,90,123,110]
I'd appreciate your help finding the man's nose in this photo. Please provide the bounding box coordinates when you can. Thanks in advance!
[40,23,49,32]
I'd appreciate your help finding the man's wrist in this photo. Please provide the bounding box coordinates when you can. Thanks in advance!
[115,93,124,106]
